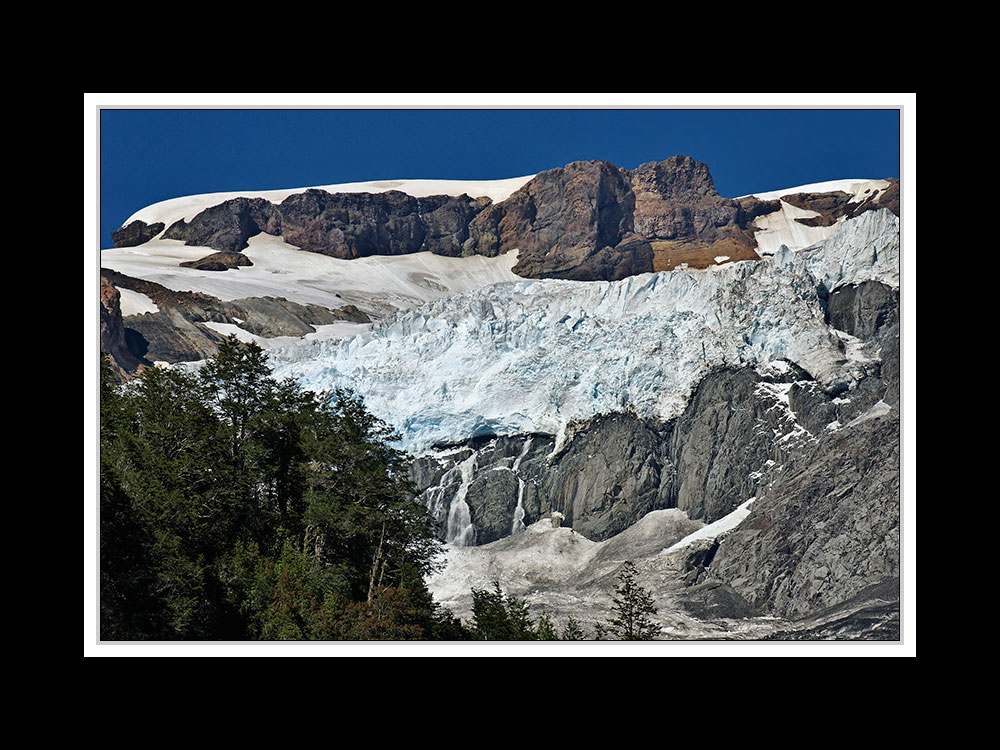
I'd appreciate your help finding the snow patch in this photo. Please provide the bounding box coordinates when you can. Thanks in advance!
[752,200,835,256]
[663,498,756,554]
[843,399,893,429]
[117,287,159,316]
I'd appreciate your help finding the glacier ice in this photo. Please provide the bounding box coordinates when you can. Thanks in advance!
[771,208,900,292]
[267,210,899,454]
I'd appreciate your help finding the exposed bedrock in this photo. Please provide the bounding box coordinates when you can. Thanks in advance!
[790,278,900,429]
[179,251,253,271]
[706,412,900,620]
[99,269,366,364]
[276,190,492,258]
[100,275,149,381]
[162,197,279,253]
[156,190,491,260]
[465,160,649,281]
[111,219,165,248]
[466,156,780,279]
[115,156,791,281]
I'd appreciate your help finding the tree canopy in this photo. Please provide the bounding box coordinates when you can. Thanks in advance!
[100,337,465,640]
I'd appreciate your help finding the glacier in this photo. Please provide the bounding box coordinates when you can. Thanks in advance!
[267,209,899,454]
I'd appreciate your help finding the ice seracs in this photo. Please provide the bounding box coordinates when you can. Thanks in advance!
[268,212,897,454]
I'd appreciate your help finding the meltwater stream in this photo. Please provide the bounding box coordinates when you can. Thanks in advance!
[445,453,478,546]
[510,437,533,535]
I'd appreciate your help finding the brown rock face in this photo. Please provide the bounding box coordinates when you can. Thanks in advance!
[114,155,836,281]
[464,155,781,279]
[779,179,900,228]
[628,155,777,271]
[179,252,254,271]
[466,160,651,281]
[111,220,165,248]
[161,197,280,253]
[100,276,148,381]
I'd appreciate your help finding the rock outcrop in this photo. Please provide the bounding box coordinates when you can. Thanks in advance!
[111,220,165,248]
[100,275,149,381]
[464,156,782,280]
[277,190,491,259]
[155,190,491,261]
[99,269,367,365]
[465,160,651,281]
[628,156,779,272]
[412,414,683,545]
[179,252,254,271]
[706,411,900,619]
[410,357,882,544]
[161,197,280,253]
[777,178,900,230]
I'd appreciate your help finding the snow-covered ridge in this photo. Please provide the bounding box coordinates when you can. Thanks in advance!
[267,211,897,453]
[123,175,536,231]
[100,234,524,321]
[740,178,890,203]
[744,179,892,257]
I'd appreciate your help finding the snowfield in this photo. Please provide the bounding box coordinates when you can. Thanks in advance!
[100,233,524,317]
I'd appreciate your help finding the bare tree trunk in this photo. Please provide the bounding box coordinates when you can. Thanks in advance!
[368,520,387,602]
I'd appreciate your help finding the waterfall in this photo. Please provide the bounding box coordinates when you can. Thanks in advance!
[510,437,533,534]
[446,452,478,546]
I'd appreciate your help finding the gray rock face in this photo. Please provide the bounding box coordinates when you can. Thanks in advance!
[760,579,900,640]
[707,412,900,619]
[413,436,555,544]
[413,414,680,544]
[667,367,804,523]
[826,280,899,341]
[544,413,673,540]
[410,362,858,545]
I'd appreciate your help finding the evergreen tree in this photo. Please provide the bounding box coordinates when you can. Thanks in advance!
[560,616,586,641]
[535,612,558,641]
[98,337,450,641]
[604,560,661,640]
[470,580,538,640]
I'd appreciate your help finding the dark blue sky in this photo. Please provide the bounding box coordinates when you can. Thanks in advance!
[99,108,900,248]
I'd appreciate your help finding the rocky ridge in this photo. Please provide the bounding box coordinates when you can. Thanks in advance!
[112,155,794,282]
[100,268,369,367]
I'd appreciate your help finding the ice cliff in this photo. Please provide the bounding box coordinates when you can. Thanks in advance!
[267,209,899,454]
